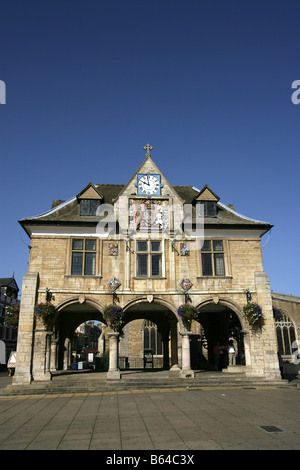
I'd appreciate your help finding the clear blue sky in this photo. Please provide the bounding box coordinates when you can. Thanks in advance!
[1,0,299,296]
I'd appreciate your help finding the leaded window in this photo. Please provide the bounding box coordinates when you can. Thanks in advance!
[201,239,225,276]
[136,240,162,277]
[198,201,217,217]
[71,239,96,275]
[143,320,162,355]
[80,199,101,216]
[275,311,296,358]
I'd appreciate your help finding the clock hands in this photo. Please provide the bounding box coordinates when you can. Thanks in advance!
[137,174,161,195]
[140,175,151,187]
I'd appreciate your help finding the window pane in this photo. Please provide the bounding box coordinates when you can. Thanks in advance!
[71,252,83,275]
[157,331,162,355]
[151,254,161,276]
[137,254,148,275]
[72,239,83,250]
[90,200,100,215]
[202,253,213,275]
[206,201,217,217]
[144,328,149,349]
[201,240,211,252]
[214,253,225,276]
[151,328,155,352]
[282,327,290,355]
[276,328,284,356]
[85,239,96,251]
[213,240,223,251]
[290,326,296,348]
[151,241,161,252]
[137,241,147,252]
[80,200,90,215]
[80,199,101,216]
[84,252,96,275]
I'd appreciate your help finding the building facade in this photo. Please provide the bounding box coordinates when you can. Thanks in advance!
[13,146,288,384]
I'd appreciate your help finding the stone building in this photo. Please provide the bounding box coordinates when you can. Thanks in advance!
[13,145,293,384]
[72,321,102,363]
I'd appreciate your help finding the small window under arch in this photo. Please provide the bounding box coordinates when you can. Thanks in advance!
[143,320,162,355]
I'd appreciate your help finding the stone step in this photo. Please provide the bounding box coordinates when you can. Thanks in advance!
[0,373,292,396]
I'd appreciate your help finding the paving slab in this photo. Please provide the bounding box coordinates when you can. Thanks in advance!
[1,371,300,452]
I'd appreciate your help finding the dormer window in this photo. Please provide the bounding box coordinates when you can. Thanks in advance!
[80,199,100,216]
[77,182,103,216]
[194,185,219,218]
[198,201,217,217]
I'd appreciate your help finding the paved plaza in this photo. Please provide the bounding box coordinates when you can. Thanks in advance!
[0,372,300,451]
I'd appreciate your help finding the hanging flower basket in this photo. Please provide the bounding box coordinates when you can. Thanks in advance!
[177,303,198,330]
[243,302,264,330]
[4,304,20,326]
[103,304,124,332]
[34,302,55,329]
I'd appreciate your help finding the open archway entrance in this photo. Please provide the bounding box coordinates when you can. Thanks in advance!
[54,300,105,371]
[193,301,245,371]
[121,300,179,371]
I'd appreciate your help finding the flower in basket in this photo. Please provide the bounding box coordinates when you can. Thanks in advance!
[103,304,124,332]
[243,302,264,330]
[34,302,55,327]
[4,304,20,326]
[177,303,198,330]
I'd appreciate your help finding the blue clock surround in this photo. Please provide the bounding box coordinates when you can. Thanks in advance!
[136,173,162,197]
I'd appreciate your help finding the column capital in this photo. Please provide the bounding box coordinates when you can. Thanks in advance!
[180,330,193,337]
[108,331,120,338]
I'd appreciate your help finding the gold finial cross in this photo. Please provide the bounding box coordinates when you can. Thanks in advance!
[143,144,153,155]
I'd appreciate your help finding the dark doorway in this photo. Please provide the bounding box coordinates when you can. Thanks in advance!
[194,303,245,369]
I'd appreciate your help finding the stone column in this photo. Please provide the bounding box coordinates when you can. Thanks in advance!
[63,339,70,370]
[162,331,170,369]
[107,332,120,379]
[50,339,58,372]
[31,312,53,381]
[180,331,194,378]
[13,272,39,385]
[170,321,180,372]
[246,272,281,379]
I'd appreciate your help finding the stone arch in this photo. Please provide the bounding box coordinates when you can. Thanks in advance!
[197,297,248,331]
[54,297,106,371]
[56,296,105,315]
[274,306,298,330]
[195,297,247,369]
[120,296,180,370]
[123,296,181,325]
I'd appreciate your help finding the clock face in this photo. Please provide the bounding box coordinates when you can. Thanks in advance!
[137,174,161,196]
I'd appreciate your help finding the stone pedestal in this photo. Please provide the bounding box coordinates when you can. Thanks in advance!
[107,332,120,379]
[180,331,194,378]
